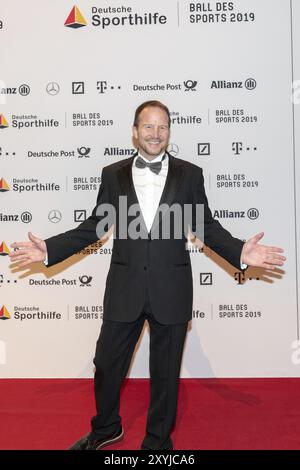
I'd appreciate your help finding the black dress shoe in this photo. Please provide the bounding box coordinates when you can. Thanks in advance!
[68,426,124,450]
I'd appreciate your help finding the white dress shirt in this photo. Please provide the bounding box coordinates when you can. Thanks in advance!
[132,152,168,232]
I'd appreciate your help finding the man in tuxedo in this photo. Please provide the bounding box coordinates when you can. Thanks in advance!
[10,100,285,450]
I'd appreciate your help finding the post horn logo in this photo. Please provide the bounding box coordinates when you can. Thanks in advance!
[0,242,10,256]
[0,178,10,192]
[64,6,87,29]
[0,114,9,129]
[0,305,11,320]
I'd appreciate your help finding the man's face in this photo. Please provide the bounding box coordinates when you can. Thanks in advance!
[133,106,170,161]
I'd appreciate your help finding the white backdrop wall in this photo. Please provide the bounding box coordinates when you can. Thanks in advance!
[0,0,299,378]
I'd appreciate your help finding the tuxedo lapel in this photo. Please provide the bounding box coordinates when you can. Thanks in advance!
[117,155,138,207]
[117,154,148,236]
[150,154,185,234]
[159,154,185,207]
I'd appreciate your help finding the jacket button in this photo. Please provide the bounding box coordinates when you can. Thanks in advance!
[144,266,147,271]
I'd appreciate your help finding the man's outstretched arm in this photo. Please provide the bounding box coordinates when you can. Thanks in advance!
[9,167,111,268]
[192,167,285,270]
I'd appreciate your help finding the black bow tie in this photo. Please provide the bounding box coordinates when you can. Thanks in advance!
[135,154,166,175]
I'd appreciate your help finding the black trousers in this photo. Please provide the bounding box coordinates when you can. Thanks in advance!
[91,290,188,450]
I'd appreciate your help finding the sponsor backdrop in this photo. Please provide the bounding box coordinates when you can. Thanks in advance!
[0,0,299,378]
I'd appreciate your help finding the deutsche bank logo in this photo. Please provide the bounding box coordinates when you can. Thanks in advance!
[198,143,210,156]
[72,82,85,94]
[200,273,212,285]
[74,210,86,222]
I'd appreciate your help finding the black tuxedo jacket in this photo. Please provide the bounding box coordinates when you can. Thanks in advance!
[45,153,244,324]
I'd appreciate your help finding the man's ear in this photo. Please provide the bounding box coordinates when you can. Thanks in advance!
[132,125,138,140]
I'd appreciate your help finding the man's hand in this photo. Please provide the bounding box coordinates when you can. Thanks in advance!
[9,232,47,267]
[241,232,286,270]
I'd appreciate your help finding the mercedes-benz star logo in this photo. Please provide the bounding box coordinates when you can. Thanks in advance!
[46,82,60,96]
[48,210,62,223]
[167,143,179,157]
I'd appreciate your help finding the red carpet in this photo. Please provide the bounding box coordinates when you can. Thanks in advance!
[0,378,299,450]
